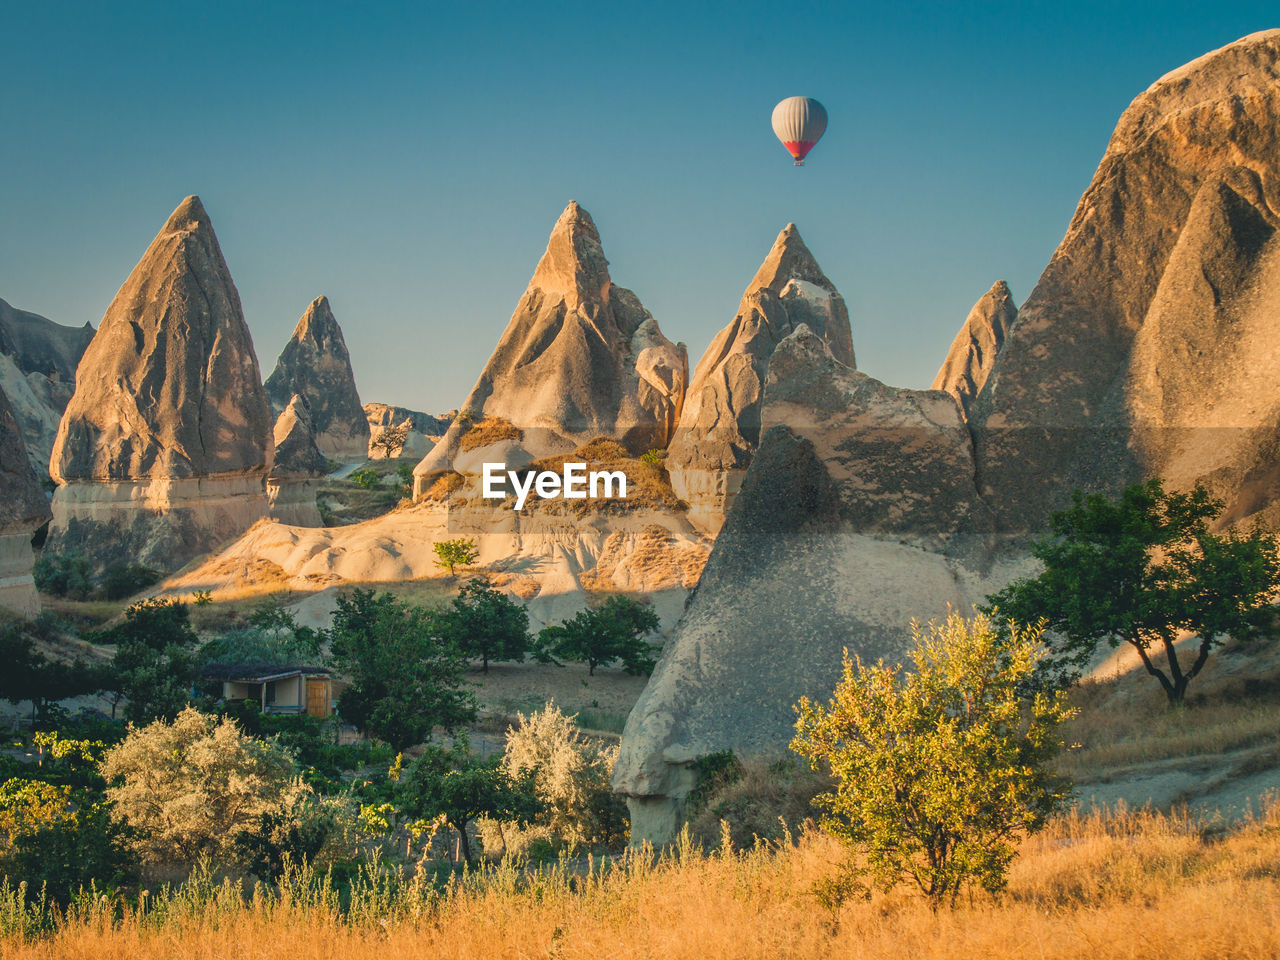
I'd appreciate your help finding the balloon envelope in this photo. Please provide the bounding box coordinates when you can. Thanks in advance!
[771,97,828,165]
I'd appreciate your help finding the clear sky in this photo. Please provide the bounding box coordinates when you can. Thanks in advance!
[2,2,1276,413]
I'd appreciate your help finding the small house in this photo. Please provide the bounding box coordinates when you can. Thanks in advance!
[200,663,335,717]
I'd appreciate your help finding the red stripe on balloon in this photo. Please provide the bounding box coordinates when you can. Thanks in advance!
[784,140,816,160]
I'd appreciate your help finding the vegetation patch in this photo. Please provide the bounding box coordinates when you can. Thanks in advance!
[457,416,523,453]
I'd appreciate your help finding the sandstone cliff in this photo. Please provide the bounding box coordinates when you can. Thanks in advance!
[265,297,370,460]
[46,195,273,571]
[931,280,1016,420]
[364,402,453,460]
[413,202,687,490]
[0,381,52,616]
[665,224,853,533]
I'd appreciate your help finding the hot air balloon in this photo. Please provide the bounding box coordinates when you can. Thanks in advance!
[771,96,828,166]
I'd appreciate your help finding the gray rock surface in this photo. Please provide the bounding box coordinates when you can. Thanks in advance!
[665,224,853,532]
[46,196,272,570]
[413,202,687,490]
[0,380,51,616]
[931,280,1016,420]
[265,297,370,460]
[614,326,1006,842]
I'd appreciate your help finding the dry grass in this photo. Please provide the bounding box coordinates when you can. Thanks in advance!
[527,438,683,513]
[1060,669,1280,782]
[5,803,1280,959]
[457,416,523,453]
[419,470,465,502]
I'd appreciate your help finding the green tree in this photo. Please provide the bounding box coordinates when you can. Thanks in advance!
[328,589,475,751]
[199,596,322,667]
[433,577,529,673]
[986,479,1280,704]
[98,562,161,600]
[398,736,540,864]
[350,467,382,490]
[32,552,92,599]
[96,598,199,723]
[535,595,660,675]
[791,611,1076,910]
[99,707,302,865]
[433,537,479,576]
[0,778,134,904]
[0,617,100,726]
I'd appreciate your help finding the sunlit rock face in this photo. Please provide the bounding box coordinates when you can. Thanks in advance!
[931,280,1016,422]
[0,380,52,616]
[413,201,687,493]
[665,224,854,534]
[265,296,370,461]
[47,195,273,572]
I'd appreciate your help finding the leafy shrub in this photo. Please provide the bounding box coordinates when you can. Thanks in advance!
[432,537,478,575]
[98,563,161,600]
[32,553,92,600]
[349,468,383,491]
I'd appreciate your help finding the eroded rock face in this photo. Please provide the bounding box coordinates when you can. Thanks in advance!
[0,381,52,616]
[46,196,272,571]
[0,298,93,476]
[413,202,687,491]
[971,29,1280,531]
[265,297,370,460]
[267,394,326,527]
[665,224,854,533]
[613,326,1009,842]
[931,281,1016,421]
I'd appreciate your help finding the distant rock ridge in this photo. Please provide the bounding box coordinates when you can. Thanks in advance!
[931,281,1016,421]
[665,223,854,533]
[0,298,94,477]
[265,297,370,460]
[0,380,52,616]
[46,195,273,571]
[413,201,687,492]
[364,402,454,460]
[267,394,326,527]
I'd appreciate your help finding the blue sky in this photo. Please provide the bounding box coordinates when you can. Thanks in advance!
[2,2,1276,412]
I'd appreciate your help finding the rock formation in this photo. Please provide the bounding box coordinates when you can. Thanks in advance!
[616,29,1280,843]
[931,280,1016,420]
[267,394,327,527]
[665,224,854,533]
[413,202,687,492]
[0,298,94,476]
[365,403,453,460]
[265,297,370,460]
[47,195,274,572]
[613,326,1009,841]
[0,381,52,617]
[970,29,1280,531]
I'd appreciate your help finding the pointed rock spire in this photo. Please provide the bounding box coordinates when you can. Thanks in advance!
[265,296,369,460]
[414,201,686,484]
[931,280,1016,420]
[50,195,272,482]
[270,394,327,479]
[665,223,853,533]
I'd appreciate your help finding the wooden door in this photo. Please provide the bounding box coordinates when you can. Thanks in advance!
[306,678,328,717]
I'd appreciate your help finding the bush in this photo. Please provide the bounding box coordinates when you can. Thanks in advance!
[100,707,303,866]
[98,563,161,600]
[32,552,92,600]
[433,537,479,576]
[349,468,382,491]
[791,611,1077,909]
[480,703,627,857]
[535,595,660,675]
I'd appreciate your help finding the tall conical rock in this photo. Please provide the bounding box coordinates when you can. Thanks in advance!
[265,297,369,460]
[46,196,273,571]
[0,380,52,616]
[413,202,687,490]
[931,280,1016,420]
[970,30,1280,529]
[267,394,326,527]
[665,224,853,533]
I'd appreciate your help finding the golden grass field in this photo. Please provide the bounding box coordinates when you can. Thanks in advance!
[3,801,1278,959]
